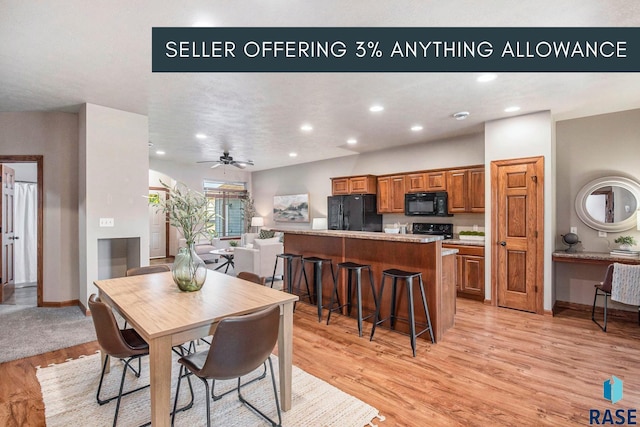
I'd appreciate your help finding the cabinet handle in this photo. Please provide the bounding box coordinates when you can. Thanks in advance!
[499,241,506,246]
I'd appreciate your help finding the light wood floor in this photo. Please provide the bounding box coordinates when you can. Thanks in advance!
[2,299,640,426]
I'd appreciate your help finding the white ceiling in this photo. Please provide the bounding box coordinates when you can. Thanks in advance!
[1,1,640,171]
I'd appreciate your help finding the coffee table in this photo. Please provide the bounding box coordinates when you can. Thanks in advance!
[210,249,234,273]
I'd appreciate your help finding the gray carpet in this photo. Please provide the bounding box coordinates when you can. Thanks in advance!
[0,304,96,364]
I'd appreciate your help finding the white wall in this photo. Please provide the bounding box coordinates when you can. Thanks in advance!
[484,111,556,311]
[0,112,79,302]
[79,104,149,307]
[252,134,485,229]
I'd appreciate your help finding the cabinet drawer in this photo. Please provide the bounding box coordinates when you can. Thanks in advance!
[443,244,484,257]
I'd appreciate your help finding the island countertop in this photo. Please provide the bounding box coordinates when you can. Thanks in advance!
[272,228,444,243]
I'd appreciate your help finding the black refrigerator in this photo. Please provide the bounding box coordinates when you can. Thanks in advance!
[327,194,382,231]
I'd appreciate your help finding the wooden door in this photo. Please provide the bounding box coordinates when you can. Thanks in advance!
[331,178,349,195]
[149,188,168,259]
[468,168,485,213]
[492,157,544,313]
[425,171,447,191]
[1,165,16,302]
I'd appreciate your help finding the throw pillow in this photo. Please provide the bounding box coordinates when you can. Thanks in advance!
[258,229,275,239]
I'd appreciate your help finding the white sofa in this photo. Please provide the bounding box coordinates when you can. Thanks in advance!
[234,233,284,279]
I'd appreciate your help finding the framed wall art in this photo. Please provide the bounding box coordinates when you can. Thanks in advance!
[273,193,310,222]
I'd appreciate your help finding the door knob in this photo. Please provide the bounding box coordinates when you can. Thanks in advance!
[499,241,506,246]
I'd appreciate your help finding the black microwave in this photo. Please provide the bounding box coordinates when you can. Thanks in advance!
[405,192,450,216]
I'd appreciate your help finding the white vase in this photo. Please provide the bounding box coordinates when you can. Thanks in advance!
[619,243,632,251]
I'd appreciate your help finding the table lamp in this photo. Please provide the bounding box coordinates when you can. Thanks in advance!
[251,216,264,233]
[312,217,328,230]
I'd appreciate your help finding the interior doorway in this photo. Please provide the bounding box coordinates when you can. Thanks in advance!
[0,156,43,307]
[149,187,169,259]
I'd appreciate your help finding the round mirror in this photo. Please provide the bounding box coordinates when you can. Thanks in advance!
[575,176,640,232]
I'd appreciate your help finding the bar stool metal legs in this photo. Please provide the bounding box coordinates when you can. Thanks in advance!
[297,256,336,322]
[326,262,377,337]
[370,268,435,356]
[272,253,310,310]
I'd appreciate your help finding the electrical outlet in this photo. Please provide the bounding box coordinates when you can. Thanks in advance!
[99,218,114,227]
[570,226,577,234]
[598,230,607,237]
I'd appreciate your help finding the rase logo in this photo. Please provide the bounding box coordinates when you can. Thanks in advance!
[589,376,637,425]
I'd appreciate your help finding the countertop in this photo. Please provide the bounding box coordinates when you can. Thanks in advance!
[442,248,459,256]
[274,229,444,243]
[443,238,486,247]
[552,250,640,264]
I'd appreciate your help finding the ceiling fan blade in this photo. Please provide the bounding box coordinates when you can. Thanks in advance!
[232,162,246,169]
[209,163,222,169]
[197,160,222,164]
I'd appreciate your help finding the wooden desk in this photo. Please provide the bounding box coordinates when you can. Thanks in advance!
[94,271,298,427]
[552,251,640,265]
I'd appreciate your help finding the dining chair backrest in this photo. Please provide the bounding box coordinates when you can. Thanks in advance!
[126,264,170,276]
[201,305,280,380]
[237,271,266,286]
[88,294,147,359]
[601,264,615,293]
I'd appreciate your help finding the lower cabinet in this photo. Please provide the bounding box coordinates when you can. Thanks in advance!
[443,244,485,301]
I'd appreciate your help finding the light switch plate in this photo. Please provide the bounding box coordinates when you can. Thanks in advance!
[598,230,607,237]
[570,226,577,234]
[99,218,114,227]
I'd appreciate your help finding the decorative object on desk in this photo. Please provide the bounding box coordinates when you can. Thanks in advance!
[459,230,486,241]
[250,216,264,233]
[614,235,637,251]
[150,181,216,291]
[609,249,640,258]
[228,240,239,250]
[273,193,309,222]
[561,232,581,253]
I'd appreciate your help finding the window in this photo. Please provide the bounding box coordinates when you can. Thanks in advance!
[203,180,248,238]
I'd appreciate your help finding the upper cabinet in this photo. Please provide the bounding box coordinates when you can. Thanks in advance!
[377,175,405,213]
[405,171,447,192]
[331,175,377,195]
[446,167,485,213]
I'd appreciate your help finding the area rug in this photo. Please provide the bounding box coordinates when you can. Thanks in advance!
[0,305,96,363]
[36,351,382,427]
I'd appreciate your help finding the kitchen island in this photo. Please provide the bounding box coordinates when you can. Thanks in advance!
[279,229,456,342]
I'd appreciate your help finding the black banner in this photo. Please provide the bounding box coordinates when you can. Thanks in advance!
[152,27,640,72]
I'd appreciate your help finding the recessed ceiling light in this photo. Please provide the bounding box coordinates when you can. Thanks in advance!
[300,124,313,132]
[148,142,154,147]
[477,74,497,83]
[411,125,424,132]
[156,150,166,155]
[452,111,470,121]
[369,105,384,113]
[347,138,358,145]
[289,152,298,157]
[195,133,207,139]
[504,106,521,113]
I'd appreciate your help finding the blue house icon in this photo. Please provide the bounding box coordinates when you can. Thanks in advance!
[603,376,623,404]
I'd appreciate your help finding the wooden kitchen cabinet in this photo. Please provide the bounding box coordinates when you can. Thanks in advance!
[377,175,405,213]
[443,244,485,300]
[405,171,447,192]
[446,167,485,213]
[331,175,377,195]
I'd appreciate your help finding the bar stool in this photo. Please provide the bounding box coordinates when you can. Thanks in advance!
[272,253,311,309]
[326,262,378,337]
[297,256,336,322]
[369,268,435,356]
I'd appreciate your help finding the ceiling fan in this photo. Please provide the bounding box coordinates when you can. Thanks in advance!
[197,151,254,169]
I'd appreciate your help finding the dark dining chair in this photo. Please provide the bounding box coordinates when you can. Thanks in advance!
[171,305,282,427]
[89,294,151,427]
[237,271,266,286]
[592,264,615,332]
[125,264,170,276]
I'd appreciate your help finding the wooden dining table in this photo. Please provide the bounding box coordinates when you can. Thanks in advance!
[94,270,298,426]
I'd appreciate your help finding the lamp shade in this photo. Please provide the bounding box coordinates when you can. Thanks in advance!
[312,217,328,230]
[251,217,264,227]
